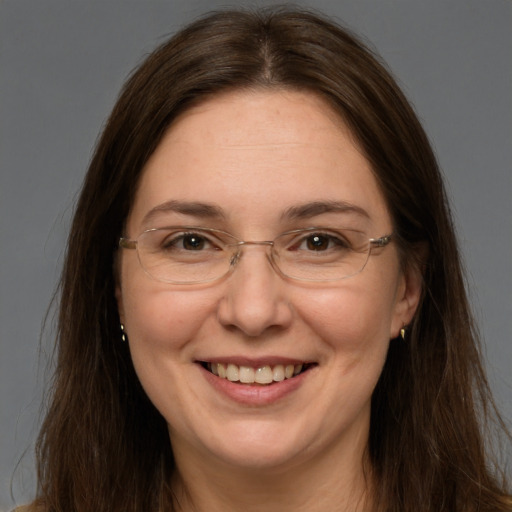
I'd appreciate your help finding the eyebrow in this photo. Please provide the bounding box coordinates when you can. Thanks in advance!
[142,200,226,226]
[141,199,369,228]
[281,200,370,221]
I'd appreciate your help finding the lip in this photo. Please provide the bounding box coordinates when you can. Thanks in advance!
[197,359,316,406]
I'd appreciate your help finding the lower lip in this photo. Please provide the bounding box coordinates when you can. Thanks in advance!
[199,364,311,406]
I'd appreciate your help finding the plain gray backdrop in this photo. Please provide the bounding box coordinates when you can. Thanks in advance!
[1,0,511,508]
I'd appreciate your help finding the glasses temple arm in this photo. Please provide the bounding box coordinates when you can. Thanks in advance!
[119,237,137,250]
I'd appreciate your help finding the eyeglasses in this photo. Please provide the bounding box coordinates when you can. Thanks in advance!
[119,226,392,284]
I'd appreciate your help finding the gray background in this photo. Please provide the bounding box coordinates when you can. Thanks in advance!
[1,0,511,508]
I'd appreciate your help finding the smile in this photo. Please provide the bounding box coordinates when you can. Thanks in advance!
[202,362,315,385]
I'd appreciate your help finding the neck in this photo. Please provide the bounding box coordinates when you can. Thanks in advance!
[170,429,373,512]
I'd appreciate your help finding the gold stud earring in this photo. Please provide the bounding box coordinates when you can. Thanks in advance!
[120,323,127,342]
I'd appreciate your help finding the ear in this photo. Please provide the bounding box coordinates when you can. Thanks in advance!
[390,257,424,339]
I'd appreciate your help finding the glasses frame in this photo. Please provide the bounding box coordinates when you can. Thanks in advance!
[119,226,392,285]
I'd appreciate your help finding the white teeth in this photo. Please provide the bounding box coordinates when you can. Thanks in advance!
[272,364,285,382]
[255,366,273,384]
[217,363,226,379]
[208,362,307,384]
[239,366,255,383]
[226,363,239,382]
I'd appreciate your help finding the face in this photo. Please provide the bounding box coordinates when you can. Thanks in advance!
[116,90,421,472]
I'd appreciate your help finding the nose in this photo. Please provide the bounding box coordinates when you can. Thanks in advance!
[217,246,293,337]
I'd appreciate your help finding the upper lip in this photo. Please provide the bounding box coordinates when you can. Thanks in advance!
[196,356,315,367]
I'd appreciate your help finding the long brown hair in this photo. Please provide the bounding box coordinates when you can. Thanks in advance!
[33,7,511,511]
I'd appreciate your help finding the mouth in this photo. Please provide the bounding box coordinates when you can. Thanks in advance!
[200,361,317,385]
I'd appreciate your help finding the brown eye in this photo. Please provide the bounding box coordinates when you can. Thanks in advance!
[160,232,214,252]
[182,234,206,250]
[306,234,330,251]
[291,231,350,253]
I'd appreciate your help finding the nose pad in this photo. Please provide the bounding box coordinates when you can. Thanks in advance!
[229,251,242,267]
[217,245,293,337]
[228,243,276,274]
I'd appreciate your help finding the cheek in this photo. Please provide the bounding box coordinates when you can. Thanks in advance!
[293,278,399,405]
[119,264,220,391]
[120,284,219,419]
[296,280,398,351]
[123,286,216,351]
[290,285,395,437]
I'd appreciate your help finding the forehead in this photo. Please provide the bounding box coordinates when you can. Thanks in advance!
[127,89,391,234]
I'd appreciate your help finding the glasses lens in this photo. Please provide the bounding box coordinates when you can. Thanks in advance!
[132,227,379,283]
[273,228,371,281]
[137,228,235,284]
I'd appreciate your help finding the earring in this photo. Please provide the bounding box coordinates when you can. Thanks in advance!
[400,326,406,341]
[120,323,127,342]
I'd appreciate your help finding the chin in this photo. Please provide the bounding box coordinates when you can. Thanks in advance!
[210,439,307,471]
[194,414,336,472]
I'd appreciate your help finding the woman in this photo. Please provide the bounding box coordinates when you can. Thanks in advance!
[27,7,510,512]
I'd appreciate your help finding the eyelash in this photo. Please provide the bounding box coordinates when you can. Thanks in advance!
[161,232,220,251]
[290,232,350,251]
[159,229,353,252]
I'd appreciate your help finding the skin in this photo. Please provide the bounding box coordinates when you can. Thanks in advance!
[116,89,422,511]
